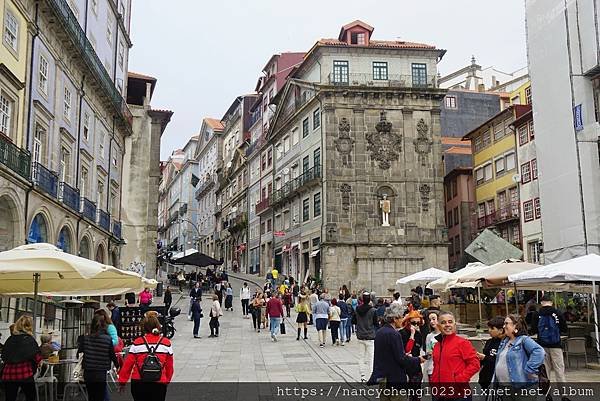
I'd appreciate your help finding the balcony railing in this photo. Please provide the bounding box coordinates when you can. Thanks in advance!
[46,0,132,131]
[195,178,215,200]
[32,162,59,199]
[80,197,97,221]
[327,73,438,89]
[271,165,321,205]
[477,202,520,230]
[0,133,31,180]
[59,182,80,212]
[112,220,122,239]
[255,197,270,215]
[97,209,111,231]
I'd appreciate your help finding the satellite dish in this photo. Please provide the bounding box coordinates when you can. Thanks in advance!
[511,174,521,183]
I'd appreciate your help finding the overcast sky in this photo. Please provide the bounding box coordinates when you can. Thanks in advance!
[128,0,527,160]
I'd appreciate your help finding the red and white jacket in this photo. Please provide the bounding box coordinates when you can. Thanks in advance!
[118,333,174,385]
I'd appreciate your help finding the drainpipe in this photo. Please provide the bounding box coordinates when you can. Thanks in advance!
[75,75,86,253]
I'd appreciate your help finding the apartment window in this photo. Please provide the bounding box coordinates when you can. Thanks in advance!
[445,96,457,109]
[267,148,272,167]
[302,156,309,173]
[534,198,541,219]
[33,126,44,163]
[473,135,483,152]
[63,87,72,121]
[39,55,49,94]
[531,159,538,179]
[521,162,531,183]
[475,167,484,185]
[373,62,388,80]
[107,15,114,44]
[283,211,290,230]
[453,207,459,226]
[275,214,282,231]
[523,200,534,222]
[486,199,495,216]
[313,148,320,170]
[292,128,299,146]
[445,184,452,201]
[512,95,521,105]
[332,61,349,84]
[477,203,485,218]
[454,236,461,255]
[292,201,299,225]
[313,108,321,129]
[99,132,105,159]
[528,241,541,263]
[447,210,453,228]
[302,117,309,138]
[83,113,90,141]
[525,87,532,105]
[110,192,116,215]
[283,136,290,153]
[302,198,310,222]
[351,32,365,45]
[314,192,321,217]
[449,238,454,257]
[482,130,491,147]
[494,123,505,141]
[505,152,516,171]
[495,157,505,175]
[118,41,125,68]
[266,218,272,232]
[275,142,282,159]
[97,181,105,209]
[3,10,18,51]
[112,154,118,168]
[261,153,266,171]
[411,63,427,87]
[81,167,88,198]
[59,147,71,183]
[261,222,266,235]
[528,120,534,140]
[0,94,11,136]
[518,125,529,146]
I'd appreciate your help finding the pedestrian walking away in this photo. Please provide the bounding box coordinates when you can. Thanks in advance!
[107,302,122,338]
[191,297,203,338]
[118,314,174,401]
[163,286,173,315]
[1,316,42,401]
[295,294,311,340]
[266,293,284,341]
[225,283,234,311]
[338,297,350,344]
[209,294,223,337]
[312,294,330,348]
[329,298,342,345]
[355,292,378,382]
[240,282,251,317]
[78,314,119,401]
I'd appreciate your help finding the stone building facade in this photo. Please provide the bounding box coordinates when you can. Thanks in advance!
[265,21,449,295]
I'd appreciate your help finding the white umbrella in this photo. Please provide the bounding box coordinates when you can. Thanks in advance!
[396,267,451,284]
[0,243,156,332]
[508,254,600,360]
[427,262,488,291]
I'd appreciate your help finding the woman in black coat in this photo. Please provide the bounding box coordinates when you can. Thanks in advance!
[78,314,119,401]
[399,309,424,401]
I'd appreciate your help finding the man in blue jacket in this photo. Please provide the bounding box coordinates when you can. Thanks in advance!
[369,303,425,389]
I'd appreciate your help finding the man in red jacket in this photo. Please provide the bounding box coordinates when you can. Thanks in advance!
[266,293,284,342]
[431,311,479,400]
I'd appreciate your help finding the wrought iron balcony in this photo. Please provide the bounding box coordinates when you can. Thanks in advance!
[255,197,270,215]
[477,202,520,230]
[80,197,97,221]
[0,133,31,180]
[271,165,321,205]
[112,220,122,239]
[195,178,215,200]
[327,73,438,89]
[32,162,58,199]
[46,0,132,132]
[97,209,111,231]
[59,182,80,212]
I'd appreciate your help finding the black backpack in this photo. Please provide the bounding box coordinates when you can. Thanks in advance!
[138,336,164,382]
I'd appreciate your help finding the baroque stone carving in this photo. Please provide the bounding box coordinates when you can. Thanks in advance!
[334,118,354,167]
[419,184,431,212]
[340,183,351,211]
[366,111,402,170]
[326,223,338,242]
[413,119,433,166]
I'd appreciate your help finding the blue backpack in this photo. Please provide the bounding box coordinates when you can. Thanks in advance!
[538,313,560,345]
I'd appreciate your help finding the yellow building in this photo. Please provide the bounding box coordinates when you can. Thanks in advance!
[0,0,29,148]
[463,106,522,248]
[510,81,532,106]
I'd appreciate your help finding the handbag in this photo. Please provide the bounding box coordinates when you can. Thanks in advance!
[280,321,286,335]
[72,354,84,382]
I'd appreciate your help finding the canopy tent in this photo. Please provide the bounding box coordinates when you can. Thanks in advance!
[170,250,223,267]
[426,262,488,291]
[508,254,600,360]
[171,248,198,260]
[0,243,156,333]
[396,267,451,285]
[456,260,541,287]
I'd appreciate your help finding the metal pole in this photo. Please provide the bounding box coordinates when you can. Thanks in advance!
[477,285,483,325]
[592,281,600,363]
[514,282,519,315]
[504,289,509,315]
[32,273,40,336]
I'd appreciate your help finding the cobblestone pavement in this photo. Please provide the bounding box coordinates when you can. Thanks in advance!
[161,272,600,383]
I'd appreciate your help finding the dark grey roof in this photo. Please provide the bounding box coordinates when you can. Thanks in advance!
[464,229,523,265]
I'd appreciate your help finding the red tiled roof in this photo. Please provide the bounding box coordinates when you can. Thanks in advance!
[204,118,224,131]
[445,146,472,155]
[442,137,470,145]
[317,38,436,50]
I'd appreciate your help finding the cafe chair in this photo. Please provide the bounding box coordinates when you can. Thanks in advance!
[565,337,588,368]
[63,381,88,401]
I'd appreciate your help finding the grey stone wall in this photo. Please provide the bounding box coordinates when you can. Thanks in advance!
[321,88,449,295]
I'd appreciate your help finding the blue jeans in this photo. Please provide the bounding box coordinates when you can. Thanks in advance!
[193,316,201,336]
[269,317,281,337]
[340,318,349,342]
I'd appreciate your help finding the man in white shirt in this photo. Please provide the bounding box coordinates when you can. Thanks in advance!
[240,282,251,318]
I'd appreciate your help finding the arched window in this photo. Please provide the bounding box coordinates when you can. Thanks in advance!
[95,244,105,264]
[79,236,91,259]
[111,250,118,267]
[28,213,48,244]
[57,226,72,253]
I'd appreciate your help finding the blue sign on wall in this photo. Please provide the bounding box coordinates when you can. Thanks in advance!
[574,104,584,132]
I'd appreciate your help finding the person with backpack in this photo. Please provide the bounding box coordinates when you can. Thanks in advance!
[118,314,174,401]
[78,314,119,401]
[530,294,568,384]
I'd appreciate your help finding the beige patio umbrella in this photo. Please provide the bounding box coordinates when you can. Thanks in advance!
[0,243,156,332]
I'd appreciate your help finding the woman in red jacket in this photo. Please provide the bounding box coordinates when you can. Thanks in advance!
[430,311,480,401]
[118,315,174,401]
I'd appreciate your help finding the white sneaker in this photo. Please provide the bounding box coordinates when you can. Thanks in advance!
[273,335,278,342]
